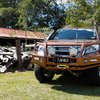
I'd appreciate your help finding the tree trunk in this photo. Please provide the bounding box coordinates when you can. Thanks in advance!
[94,17,98,34]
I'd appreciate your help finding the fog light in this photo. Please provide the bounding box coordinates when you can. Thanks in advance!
[48,46,56,55]
[90,59,98,62]
[69,47,78,56]
[84,59,88,63]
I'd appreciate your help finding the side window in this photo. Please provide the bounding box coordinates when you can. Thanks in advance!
[53,32,59,40]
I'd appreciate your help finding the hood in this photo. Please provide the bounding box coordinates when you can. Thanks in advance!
[44,40,98,46]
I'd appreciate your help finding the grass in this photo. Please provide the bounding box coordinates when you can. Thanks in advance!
[0,71,100,100]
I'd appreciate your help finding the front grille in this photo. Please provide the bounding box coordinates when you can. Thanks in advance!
[53,46,81,56]
[56,52,69,56]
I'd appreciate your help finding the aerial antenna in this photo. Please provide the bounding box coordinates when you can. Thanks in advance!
[76,3,79,44]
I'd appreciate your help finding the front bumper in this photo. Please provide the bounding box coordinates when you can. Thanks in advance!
[32,52,100,71]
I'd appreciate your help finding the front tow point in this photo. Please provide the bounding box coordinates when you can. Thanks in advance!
[57,65,79,77]
[57,65,69,69]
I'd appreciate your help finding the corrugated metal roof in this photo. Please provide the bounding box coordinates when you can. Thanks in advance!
[0,27,47,39]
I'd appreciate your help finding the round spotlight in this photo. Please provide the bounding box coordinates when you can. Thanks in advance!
[69,47,78,56]
[48,46,56,55]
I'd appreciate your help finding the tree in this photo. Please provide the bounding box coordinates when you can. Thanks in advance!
[0,0,66,30]
[66,0,90,28]
[0,0,18,28]
[17,0,34,44]
[0,0,21,29]
[49,3,66,28]
[0,7,19,28]
[66,0,100,33]
[17,0,66,30]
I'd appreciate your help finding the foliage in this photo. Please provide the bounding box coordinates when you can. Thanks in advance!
[17,0,66,30]
[0,7,19,29]
[66,0,90,28]
[0,0,66,30]
[0,0,20,29]
[66,0,100,32]
[17,0,33,30]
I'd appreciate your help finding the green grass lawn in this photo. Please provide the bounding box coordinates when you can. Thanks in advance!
[0,70,100,100]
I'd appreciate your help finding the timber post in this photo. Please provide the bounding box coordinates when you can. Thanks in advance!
[16,39,22,69]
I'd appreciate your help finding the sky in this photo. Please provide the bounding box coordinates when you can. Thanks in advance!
[56,0,68,4]
[56,0,68,9]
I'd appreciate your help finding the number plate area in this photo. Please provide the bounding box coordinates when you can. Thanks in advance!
[55,57,70,63]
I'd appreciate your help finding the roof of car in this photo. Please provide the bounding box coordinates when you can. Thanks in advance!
[57,28,96,33]
[59,28,95,31]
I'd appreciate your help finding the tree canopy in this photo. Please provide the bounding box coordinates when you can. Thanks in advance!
[0,0,66,30]
[1,0,100,32]
[0,0,20,29]
[66,0,100,32]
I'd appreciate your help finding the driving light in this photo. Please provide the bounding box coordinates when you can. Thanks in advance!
[69,47,78,56]
[90,59,98,62]
[48,46,56,55]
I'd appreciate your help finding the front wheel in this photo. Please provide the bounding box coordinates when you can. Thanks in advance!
[90,66,100,86]
[34,64,54,83]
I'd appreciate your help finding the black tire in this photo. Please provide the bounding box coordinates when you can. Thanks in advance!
[34,64,54,83]
[89,66,100,86]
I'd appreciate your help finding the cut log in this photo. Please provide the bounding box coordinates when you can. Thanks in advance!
[0,52,14,55]
[0,59,17,72]
[0,44,33,72]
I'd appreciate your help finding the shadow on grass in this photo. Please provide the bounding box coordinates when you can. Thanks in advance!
[48,74,100,97]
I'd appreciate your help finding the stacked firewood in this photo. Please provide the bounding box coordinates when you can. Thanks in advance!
[0,46,32,73]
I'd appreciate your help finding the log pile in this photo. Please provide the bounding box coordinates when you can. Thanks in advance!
[0,46,32,73]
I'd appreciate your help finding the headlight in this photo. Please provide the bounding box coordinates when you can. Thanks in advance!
[69,47,78,56]
[37,45,44,56]
[47,46,56,55]
[83,44,99,55]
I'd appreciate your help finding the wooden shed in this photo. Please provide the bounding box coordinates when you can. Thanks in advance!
[0,27,47,46]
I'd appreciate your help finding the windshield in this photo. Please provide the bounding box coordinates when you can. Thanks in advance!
[50,29,97,40]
